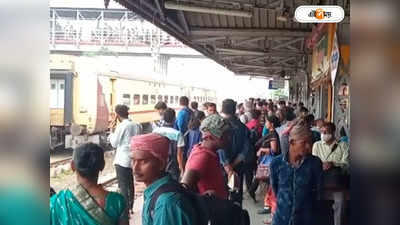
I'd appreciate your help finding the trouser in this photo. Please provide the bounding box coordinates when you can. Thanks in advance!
[243,162,256,191]
[233,164,244,207]
[115,164,134,217]
[248,175,270,195]
[326,191,346,225]
[248,178,259,194]
[223,163,244,206]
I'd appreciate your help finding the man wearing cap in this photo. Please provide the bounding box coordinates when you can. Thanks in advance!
[181,114,230,199]
[269,121,323,225]
[130,133,198,225]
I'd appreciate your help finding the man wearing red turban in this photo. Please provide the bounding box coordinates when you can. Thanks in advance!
[130,133,198,225]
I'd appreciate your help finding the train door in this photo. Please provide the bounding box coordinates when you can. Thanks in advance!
[50,79,65,109]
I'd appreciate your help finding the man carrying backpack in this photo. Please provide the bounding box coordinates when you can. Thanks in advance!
[153,108,186,181]
[130,133,198,225]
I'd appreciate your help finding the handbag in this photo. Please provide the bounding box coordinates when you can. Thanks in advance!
[323,143,350,189]
[255,164,270,181]
[323,167,350,189]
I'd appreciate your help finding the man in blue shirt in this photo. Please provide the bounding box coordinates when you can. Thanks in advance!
[174,96,192,135]
[218,99,251,206]
[130,133,198,225]
[270,120,323,225]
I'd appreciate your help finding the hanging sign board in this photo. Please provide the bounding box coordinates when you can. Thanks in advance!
[311,34,329,82]
[330,33,340,86]
[269,79,285,90]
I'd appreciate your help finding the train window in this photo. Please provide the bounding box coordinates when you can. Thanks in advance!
[164,95,168,104]
[59,83,64,90]
[175,96,178,103]
[51,83,56,90]
[157,95,162,102]
[122,94,131,106]
[143,95,149,105]
[170,96,174,104]
[151,95,156,104]
[133,94,140,105]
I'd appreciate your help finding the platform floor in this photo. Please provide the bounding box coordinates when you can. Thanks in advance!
[129,183,272,225]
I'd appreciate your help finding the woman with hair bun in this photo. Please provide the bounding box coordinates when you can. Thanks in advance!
[50,143,128,225]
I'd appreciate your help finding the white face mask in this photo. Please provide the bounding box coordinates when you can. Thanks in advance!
[321,133,332,142]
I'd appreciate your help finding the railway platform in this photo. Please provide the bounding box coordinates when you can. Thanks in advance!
[129,187,272,225]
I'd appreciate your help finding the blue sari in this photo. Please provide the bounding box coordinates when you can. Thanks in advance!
[50,185,126,225]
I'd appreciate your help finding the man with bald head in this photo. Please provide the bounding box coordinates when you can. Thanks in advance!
[130,133,198,225]
[269,120,323,225]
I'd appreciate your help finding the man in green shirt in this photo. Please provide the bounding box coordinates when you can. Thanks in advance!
[130,133,198,225]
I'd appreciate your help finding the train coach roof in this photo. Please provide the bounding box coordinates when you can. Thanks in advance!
[98,72,215,92]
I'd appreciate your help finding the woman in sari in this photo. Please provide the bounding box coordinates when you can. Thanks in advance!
[50,143,128,225]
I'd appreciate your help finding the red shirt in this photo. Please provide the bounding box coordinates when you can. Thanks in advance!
[246,119,262,137]
[185,144,228,199]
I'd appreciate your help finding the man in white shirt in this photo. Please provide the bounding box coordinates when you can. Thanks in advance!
[109,104,142,218]
[312,122,349,225]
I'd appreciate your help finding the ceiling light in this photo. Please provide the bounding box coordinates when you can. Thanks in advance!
[277,7,290,22]
[165,1,252,18]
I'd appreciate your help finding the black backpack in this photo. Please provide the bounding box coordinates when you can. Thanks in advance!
[166,139,180,181]
[149,181,250,225]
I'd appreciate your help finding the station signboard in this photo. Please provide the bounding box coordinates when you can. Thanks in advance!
[269,79,285,90]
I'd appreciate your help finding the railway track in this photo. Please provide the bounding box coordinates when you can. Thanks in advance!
[50,157,72,168]
[100,176,118,187]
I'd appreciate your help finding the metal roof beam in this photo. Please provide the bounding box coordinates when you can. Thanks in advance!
[270,56,296,66]
[154,0,165,21]
[177,11,190,35]
[192,36,227,42]
[221,55,243,60]
[245,56,270,63]
[234,36,266,46]
[271,37,304,50]
[217,47,304,56]
[231,63,297,70]
[165,1,253,17]
[190,28,311,37]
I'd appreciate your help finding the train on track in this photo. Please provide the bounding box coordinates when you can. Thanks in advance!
[50,54,216,150]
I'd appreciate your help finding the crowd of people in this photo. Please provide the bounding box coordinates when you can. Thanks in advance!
[50,96,350,225]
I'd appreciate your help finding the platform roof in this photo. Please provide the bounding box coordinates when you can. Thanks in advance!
[109,0,350,78]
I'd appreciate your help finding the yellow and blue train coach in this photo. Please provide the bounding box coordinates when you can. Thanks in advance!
[50,54,216,150]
